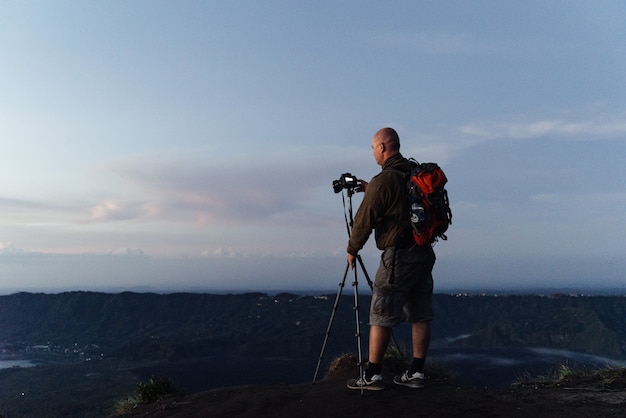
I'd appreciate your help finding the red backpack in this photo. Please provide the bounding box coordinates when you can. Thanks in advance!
[405,159,452,245]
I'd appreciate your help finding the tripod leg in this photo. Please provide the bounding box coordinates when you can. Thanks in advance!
[312,262,350,383]
[351,262,365,396]
[356,254,404,359]
[356,254,374,290]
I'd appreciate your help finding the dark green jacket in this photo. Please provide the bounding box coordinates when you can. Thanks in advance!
[347,153,414,255]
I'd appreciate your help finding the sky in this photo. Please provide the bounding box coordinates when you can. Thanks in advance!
[1,1,624,294]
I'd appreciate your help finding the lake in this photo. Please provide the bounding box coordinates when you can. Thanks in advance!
[430,346,626,387]
[0,359,35,369]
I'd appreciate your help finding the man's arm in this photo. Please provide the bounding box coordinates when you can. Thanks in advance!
[346,177,384,267]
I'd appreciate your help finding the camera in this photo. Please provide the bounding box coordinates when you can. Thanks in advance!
[333,173,359,193]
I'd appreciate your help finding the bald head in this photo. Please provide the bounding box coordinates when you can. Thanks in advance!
[373,127,400,152]
[371,127,400,166]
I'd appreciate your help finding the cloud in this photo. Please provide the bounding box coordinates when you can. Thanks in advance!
[90,199,155,222]
[92,146,368,227]
[0,242,25,254]
[461,115,626,141]
[205,247,237,258]
[0,196,82,226]
[0,145,370,257]
[108,247,146,256]
[0,197,49,209]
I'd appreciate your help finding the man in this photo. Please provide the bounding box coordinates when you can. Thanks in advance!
[346,127,436,391]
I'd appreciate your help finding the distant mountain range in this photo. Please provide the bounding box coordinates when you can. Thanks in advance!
[2,291,626,359]
[1,291,626,417]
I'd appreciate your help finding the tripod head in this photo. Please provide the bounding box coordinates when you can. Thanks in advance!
[332,173,359,194]
[332,173,362,237]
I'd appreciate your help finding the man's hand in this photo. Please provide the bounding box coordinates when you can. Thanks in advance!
[347,253,357,270]
[355,179,368,193]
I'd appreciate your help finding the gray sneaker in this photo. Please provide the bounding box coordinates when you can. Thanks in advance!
[346,373,385,391]
[393,370,425,388]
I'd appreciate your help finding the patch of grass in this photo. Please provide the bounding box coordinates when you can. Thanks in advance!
[513,364,626,391]
[114,395,140,415]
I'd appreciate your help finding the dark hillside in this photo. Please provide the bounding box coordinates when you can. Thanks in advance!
[0,292,343,356]
[2,292,626,361]
[433,294,626,358]
[1,291,626,417]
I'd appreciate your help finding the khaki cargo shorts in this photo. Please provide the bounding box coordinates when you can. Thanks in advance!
[369,245,435,327]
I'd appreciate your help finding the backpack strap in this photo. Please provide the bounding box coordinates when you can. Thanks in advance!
[382,166,417,250]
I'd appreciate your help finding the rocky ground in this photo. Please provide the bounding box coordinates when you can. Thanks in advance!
[117,357,626,418]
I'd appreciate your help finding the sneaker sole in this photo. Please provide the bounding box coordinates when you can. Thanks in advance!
[347,381,385,391]
[393,379,424,389]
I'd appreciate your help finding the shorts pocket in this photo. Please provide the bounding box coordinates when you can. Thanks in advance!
[371,286,396,317]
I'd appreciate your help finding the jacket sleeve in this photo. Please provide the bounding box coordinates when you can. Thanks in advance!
[346,177,387,255]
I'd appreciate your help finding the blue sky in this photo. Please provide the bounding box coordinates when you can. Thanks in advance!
[1,1,624,294]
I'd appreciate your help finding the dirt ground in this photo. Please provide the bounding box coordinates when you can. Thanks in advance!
[120,360,626,418]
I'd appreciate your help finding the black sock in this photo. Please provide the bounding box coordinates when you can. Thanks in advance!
[365,362,382,378]
[409,357,425,374]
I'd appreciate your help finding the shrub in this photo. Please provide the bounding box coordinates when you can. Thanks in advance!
[135,376,183,403]
[114,376,184,415]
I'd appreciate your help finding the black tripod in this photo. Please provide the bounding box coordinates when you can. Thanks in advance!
[312,185,401,388]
